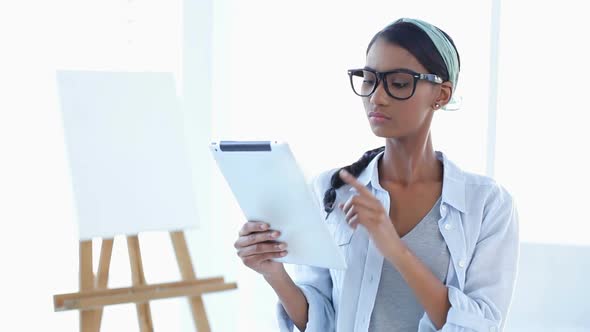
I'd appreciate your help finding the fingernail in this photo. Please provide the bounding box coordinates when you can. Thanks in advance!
[339,169,348,176]
[280,251,287,256]
[260,224,269,230]
[277,243,286,250]
[272,231,280,238]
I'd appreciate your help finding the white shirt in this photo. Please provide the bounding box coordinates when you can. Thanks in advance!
[276,150,520,332]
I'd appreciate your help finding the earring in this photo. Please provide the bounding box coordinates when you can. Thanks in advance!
[434,103,440,109]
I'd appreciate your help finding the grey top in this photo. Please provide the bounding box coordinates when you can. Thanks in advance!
[368,196,450,332]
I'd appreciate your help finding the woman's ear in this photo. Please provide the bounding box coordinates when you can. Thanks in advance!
[434,82,453,108]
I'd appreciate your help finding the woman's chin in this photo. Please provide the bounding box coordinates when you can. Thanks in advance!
[370,125,397,138]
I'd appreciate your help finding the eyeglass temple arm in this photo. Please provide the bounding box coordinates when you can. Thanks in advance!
[420,73,443,84]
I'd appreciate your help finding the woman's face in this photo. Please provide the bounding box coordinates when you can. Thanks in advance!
[363,38,440,139]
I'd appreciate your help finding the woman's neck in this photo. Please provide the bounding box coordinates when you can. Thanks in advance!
[379,133,443,187]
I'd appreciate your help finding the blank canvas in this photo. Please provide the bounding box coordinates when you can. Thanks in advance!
[56,70,199,240]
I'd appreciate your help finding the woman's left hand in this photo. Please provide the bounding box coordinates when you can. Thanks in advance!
[338,169,401,253]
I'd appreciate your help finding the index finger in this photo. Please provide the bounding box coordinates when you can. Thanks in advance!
[239,221,270,236]
[339,169,371,196]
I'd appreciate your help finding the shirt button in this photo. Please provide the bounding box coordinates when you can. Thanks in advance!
[441,204,447,212]
[444,223,453,230]
[458,260,466,268]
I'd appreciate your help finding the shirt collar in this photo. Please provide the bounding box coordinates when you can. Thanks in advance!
[349,150,466,213]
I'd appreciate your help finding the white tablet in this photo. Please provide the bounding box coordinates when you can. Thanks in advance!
[209,140,346,270]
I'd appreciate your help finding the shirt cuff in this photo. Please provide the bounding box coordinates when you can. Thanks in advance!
[417,286,501,332]
[275,284,335,332]
[445,286,501,332]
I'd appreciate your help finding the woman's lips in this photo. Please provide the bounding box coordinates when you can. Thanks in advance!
[368,112,391,123]
[368,111,391,119]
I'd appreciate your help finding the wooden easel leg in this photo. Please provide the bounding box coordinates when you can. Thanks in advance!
[93,238,114,330]
[127,235,154,332]
[80,240,99,332]
[170,231,211,332]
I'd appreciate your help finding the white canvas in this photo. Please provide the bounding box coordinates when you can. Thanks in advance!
[56,70,199,240]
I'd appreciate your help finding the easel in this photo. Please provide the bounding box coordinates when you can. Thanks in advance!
[53,231,237,332]
[54,71,235,331]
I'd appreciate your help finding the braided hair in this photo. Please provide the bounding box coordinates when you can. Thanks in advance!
[323,146,385,218]
[322,21,460,218]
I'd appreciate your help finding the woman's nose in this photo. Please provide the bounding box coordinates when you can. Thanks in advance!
[369,80,389,105]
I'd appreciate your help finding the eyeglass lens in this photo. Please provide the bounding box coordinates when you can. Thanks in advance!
[350,70,415,99]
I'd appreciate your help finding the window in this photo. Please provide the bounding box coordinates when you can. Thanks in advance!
[495,1,589,246]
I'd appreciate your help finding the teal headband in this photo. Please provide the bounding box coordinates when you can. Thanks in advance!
[395,18,461,110]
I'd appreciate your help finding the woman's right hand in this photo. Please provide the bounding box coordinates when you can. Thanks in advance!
[233,221,288,278]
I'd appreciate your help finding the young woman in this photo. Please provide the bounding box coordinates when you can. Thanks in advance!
[233,18,519,332]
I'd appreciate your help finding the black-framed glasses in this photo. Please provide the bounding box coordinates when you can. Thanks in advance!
[347,68,443,100]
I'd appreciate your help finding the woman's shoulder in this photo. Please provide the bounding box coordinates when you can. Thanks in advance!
[459,170,518,238]
[440,151,514,204]
[451,169,519,248]
[438,151,514,211]
[308,167,340,195]
[461,169,514,205]
[441,150,515,217]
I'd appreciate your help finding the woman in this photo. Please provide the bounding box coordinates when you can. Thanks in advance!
[233,18,519,332]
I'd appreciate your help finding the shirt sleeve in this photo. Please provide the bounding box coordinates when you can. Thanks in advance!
[419,184,520,332]
[276,171,337,331]
[276,264,336,331]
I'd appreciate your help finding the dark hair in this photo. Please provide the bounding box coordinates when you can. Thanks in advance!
[322,21,460,218]
[367,21,460,84]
